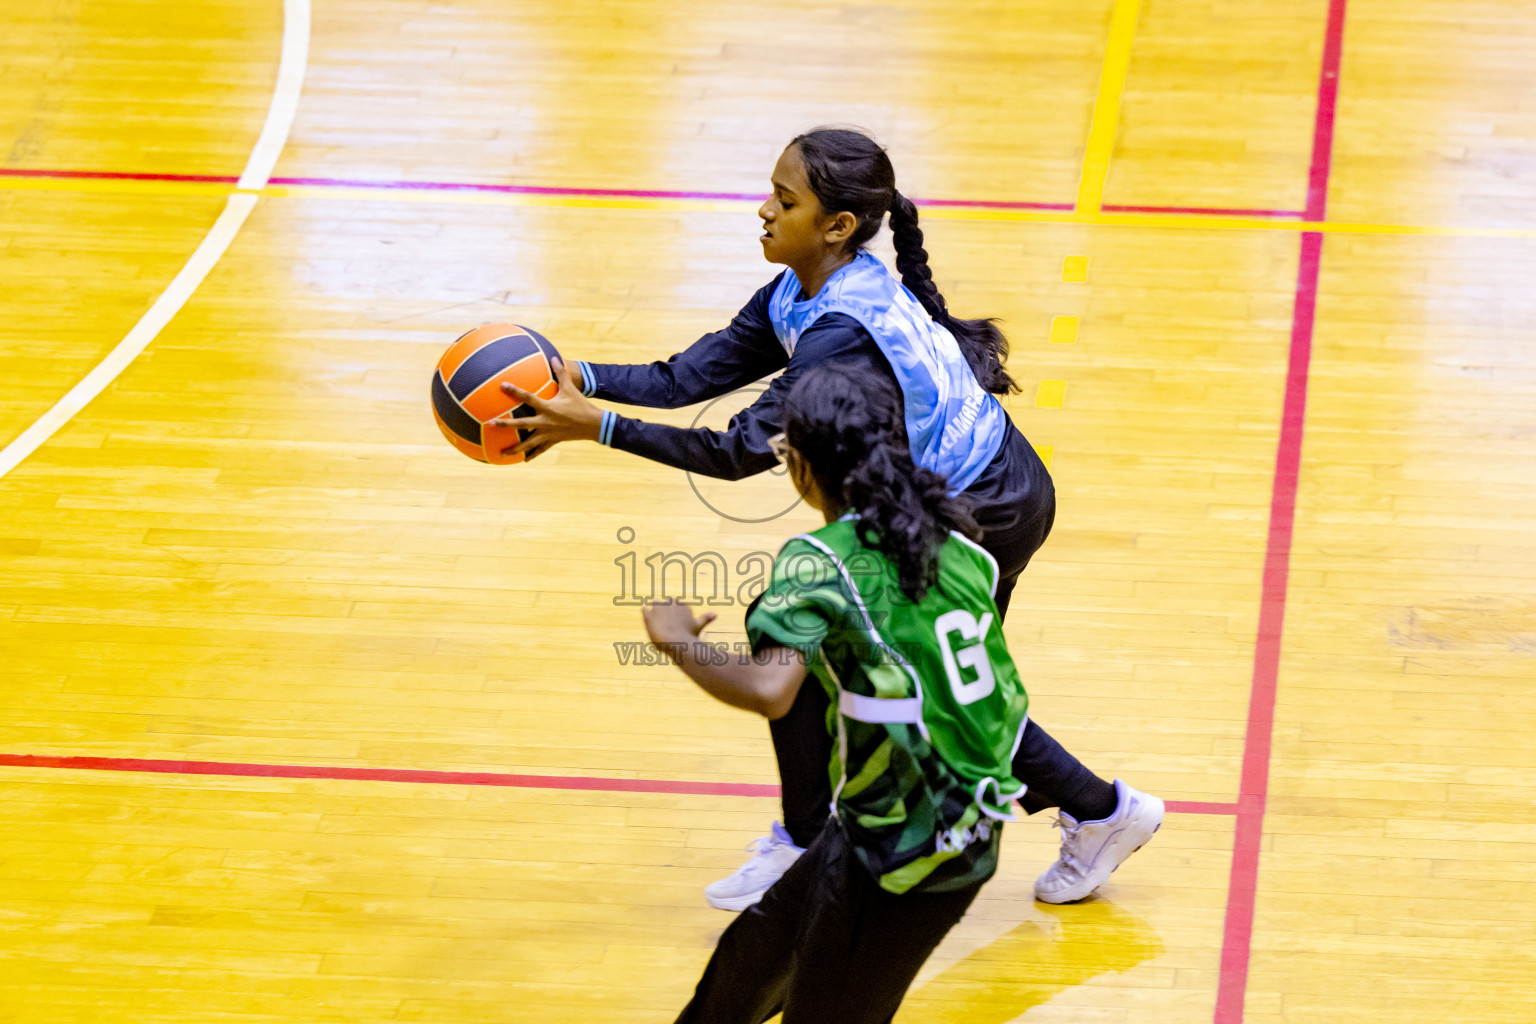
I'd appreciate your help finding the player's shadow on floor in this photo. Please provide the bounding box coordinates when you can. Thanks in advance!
[893,898,1164,1023]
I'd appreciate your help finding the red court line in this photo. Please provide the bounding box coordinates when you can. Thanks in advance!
[275,176,772,203]
[0,168,238,185]
[910,196,1073,212]
[269,177,1081,211]
[1213,1,1346,1022]
[1102,203,1303,219]
[0,167,1070,210]
[1,166,1310,218]
[0,754,780,798]
[268,177,1081,212]
[0,753,1235,814]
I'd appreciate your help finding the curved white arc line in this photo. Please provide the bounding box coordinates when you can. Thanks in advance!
[0,0,310,481]
[0,193,258,480]
[239,0,310,190]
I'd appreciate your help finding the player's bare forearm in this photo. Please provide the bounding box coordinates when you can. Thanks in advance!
[640,599,806,719]
[669,646,807,720]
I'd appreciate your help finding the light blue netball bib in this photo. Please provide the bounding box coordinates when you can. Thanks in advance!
[768,250,1007,493]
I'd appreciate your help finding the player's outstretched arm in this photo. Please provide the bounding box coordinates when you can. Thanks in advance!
[640,599,807,719]
[575,281,787,410]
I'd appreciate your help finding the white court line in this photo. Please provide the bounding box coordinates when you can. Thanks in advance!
[0,0,311,481]
[238,0,310,192]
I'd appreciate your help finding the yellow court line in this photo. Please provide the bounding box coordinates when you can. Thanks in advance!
[1035,380,1067,408]
[1076,0,1142,214]
[6,173,1536,239]
[1049,316,1080,344]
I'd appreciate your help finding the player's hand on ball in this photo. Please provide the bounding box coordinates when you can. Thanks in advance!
[641,599,718,645]
[493,358,601,461]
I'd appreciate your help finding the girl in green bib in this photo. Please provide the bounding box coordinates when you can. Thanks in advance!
[642,363,1159,1023]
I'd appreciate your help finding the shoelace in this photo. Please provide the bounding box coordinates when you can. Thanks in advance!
[743,834,776,856]
[1050,816,1086,875]
[736,833,788,880]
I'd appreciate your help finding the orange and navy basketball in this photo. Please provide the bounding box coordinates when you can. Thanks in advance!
[431,323,561,464]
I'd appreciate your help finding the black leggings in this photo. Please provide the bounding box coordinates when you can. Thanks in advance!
[770,491,1115,847]
[675,818,978,1024]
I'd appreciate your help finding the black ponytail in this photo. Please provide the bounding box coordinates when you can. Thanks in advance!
[790,127,1020,396]
[784,364,980,603]
[887,191,1019,395]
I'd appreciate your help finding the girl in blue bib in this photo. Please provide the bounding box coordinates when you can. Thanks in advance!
[499,127,1160,909]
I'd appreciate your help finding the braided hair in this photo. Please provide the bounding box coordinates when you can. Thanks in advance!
[784,364,980,603]
[790,127,1020,395]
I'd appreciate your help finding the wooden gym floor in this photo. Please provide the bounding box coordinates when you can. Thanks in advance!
[2,0,1534,1020]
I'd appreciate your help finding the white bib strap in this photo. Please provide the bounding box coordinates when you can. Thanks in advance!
[839,690,922,725]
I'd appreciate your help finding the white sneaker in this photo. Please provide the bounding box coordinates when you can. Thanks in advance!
[1034,779,1163,904]
[704,821,804,911]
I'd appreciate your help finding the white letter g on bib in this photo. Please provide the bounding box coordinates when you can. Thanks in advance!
[935,609,996,705]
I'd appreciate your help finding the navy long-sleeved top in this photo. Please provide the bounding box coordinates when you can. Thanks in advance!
[579,273,1052,539]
